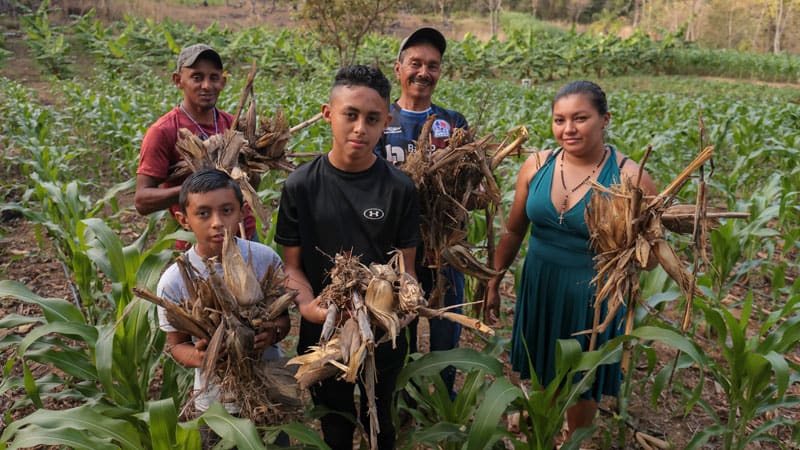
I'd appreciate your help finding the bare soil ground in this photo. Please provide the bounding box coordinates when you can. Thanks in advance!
[1,2,799,449]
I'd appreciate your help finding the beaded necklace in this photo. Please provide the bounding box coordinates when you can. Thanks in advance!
[180,104,218,141]
[558,145,608,224]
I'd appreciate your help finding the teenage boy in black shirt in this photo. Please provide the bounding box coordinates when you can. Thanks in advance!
[275,65,420,450]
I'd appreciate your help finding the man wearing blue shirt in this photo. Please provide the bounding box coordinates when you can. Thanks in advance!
[376,27,467,397]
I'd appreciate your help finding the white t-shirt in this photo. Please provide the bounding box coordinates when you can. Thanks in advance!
[157,237,283,413]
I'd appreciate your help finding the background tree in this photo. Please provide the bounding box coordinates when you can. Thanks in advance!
[683,0,704,41]
[437,0,455,25]
[771,0,795,52]
[566,0,591,23]
[482,0,503,35]
[299,0,396,67]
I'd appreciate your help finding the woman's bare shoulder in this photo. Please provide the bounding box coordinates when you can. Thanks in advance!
[615,150,658,195]
[519,149,553,185]
[523,149,554,171]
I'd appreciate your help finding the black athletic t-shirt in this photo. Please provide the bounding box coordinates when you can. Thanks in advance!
[275,154,420,360]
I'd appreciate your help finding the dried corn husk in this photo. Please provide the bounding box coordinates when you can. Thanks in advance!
[400,117,527,307]
[169,127,274,232]
[222,228,264,306]
[133,233,301,423]
[230,64,322,173]
[364,263,400,345]
[286,250,494,450]
[661,203,748,234]
[165,64,322,236]
[583,145,748,355]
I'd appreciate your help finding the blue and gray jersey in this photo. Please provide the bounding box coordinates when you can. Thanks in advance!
[375,102,468,164]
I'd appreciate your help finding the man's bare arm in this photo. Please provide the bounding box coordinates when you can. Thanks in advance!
[134,174,182,215]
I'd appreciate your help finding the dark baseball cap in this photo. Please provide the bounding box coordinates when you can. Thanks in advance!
[397,27,446,61]
[176,44,223,71]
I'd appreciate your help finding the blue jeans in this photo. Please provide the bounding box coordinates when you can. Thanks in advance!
[409,265,464,397]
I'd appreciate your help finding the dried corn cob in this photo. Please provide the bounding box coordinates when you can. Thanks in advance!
[133,232,301,423]
[286,250,494,450]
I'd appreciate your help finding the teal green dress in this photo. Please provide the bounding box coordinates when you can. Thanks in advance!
[510,146,624,401]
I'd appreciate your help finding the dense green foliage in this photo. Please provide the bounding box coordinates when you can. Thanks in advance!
[12,6,800,83]
[1,6,799,449]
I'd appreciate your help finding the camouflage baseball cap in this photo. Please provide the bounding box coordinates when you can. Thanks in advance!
[176,44,223,71]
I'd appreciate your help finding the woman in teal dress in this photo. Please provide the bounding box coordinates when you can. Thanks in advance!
[486,81,657,441]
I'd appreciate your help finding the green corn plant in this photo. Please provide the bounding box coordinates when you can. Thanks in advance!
[19,0,73,79]
[143,403,331,450]
[189,403,332,449]
[702,176,784,303]
[0,399,214,449]
[395,336,631,450]
[707,220,743,300]
[5,178,134,323]
[394,338,507,449]
[0,214,192,448]
[0,404,148,449]
[651,293,800,450]
[505,324,717,449]
[505,338,624,450]
[0,279,191,449]
[696,293,800,449]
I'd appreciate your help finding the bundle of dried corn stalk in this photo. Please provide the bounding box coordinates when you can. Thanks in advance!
[231,63,323,174]
[167,63,322,229]
[287,250,494,450]
[134,232,301,423]
[173,127,276,231]
[584,144,748,360]
[400,115,529,307]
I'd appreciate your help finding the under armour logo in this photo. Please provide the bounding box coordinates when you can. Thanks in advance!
[363,208,385,220]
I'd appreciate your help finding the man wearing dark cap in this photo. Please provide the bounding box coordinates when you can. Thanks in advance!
[376,27,467,398]
[135,43,257,247]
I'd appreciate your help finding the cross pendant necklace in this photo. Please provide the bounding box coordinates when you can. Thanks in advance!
[558,146,608,224]
[180,104,218,141]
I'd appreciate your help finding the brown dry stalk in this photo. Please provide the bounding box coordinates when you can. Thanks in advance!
[290,112,324,134]
[287,250,495,440]
[418,306,495,335]
[400,117,527,308]
[490,125,529,170]
[134,235,301,423]
[584,143,749,357]
[648,146,714,208]
[230,61,258,132]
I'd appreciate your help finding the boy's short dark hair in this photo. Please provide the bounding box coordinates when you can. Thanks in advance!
[179,169,244,212]
[332,65,391,103]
